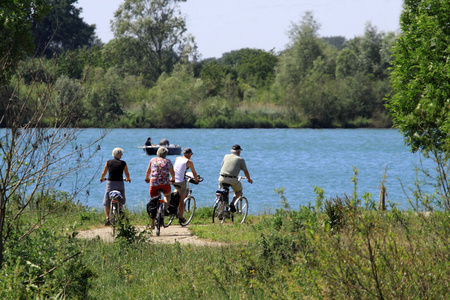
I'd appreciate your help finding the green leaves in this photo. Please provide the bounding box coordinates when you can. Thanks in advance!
[387,0,450,153]
[111,0,193,83]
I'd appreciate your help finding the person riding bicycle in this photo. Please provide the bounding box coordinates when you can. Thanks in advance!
[100,147,131,226]
[218,144,253,212]
[174,147,199,224]
[144,146,175,229]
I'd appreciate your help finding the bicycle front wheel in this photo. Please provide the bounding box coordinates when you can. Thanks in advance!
[180,196,196,226]
[163,211,174,227]
[233,196,248,224]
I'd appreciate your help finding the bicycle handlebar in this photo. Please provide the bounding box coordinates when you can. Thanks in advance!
[186,174,203,184]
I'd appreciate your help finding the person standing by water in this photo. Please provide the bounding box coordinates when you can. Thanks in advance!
[218,144,253,212]
[144,147,175,229]
[173,148,199,224]
[100,147,131,226]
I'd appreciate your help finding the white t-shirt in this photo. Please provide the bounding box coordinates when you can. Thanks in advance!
[174,157,189,182]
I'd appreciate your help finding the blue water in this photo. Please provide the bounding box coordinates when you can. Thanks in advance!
[69,128,435,214]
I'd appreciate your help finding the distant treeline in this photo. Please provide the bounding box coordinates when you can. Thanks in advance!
[3,1,396,129]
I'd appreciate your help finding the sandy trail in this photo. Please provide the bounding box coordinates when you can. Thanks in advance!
[76,225,224,246]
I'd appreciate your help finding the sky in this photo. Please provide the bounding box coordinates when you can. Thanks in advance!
[76,0,404,59]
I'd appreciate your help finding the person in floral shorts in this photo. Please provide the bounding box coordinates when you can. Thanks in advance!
[145,147,175,228]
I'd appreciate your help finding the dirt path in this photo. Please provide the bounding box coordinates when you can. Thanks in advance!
[76,225,224,246]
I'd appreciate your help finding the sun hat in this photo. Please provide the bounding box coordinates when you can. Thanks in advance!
[232,144,242,151]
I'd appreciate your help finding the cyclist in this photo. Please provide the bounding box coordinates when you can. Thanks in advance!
[173,147,199,224]
[218,144,253,212]
[144,147,175,229]
[100,147,131,226]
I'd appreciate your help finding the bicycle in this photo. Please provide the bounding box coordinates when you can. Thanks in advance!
[101,178,130,236]
[212,176,248,224]
[165,173,203,227]
[146,189,168,236]
[108,190,124,236]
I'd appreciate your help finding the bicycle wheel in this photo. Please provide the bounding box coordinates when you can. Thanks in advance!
[163,210,174,227]
[212,198,226,224]
[110,202,118,235]
[155,207,162,236]
[233,196,248,224]
[180,196,196,226]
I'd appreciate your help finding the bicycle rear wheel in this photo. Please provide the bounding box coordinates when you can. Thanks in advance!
[233,196,248,224]
[155,207,162,236]
[212,198,225,224]
[110,202,119,235]
[180,196,196,226]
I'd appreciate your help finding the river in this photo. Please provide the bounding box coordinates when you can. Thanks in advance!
[67,128,435,215]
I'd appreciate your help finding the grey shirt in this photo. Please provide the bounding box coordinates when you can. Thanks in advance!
[220,153,248,177]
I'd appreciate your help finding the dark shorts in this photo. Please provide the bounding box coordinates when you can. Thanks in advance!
[150,184,171,197]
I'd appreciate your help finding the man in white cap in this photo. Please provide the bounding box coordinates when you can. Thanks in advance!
[218,144,253,212]
[173,147,199,224]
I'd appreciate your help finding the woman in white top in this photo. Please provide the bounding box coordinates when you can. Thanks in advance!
[173,148,199,223]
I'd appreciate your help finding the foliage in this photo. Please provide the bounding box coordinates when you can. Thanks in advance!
[0,0,50,86]
[32,0,96,58]
[274,13,394,128]
[387,0,450,153]
[147,64,204,127]
[0,57,106,274]
[111,0,195,83]
[5,9,398,129]
[0,193,94,299]
[219,48,278,89]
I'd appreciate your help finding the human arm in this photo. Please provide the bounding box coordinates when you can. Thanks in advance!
[124,164,131,182]
[145,162,151,183]
[169,166,175,183]
[244,170,253,184]
[187,160,199,183]
[100,162,108,182]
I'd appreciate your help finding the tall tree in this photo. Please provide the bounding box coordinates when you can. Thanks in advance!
[387,0,450,153]
[0,0,50,86]
[111,0,196,83]
[32,0,96,58]
[275,11,325,88]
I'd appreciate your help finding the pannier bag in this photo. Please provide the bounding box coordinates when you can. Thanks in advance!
[168,192,180,214]
[146,196,159,219]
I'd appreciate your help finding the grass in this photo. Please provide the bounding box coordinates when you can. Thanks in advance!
[4,190,450,299]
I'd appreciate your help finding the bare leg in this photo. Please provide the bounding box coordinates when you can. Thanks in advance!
[231,191,243,206]
[151,218,155,229]
[178,192,186,218]
[105,205,110,219]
